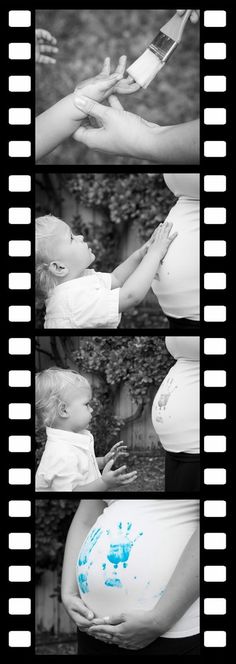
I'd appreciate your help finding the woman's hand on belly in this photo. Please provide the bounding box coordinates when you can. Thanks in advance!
[62,592,95,630]
[86,609,161,650]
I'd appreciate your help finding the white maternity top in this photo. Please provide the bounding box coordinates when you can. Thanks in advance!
[76,499,199,639]
[151,173,200,321]
[151,336,200,454]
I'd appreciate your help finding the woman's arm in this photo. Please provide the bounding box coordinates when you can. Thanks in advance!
[88,525,199,649]
[150,524,200,633]
[73,95,199,164]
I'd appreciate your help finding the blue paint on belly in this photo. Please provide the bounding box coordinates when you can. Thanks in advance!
[107,542,133,565]
[105,578,122,588]
[78,573,89,594]
[78,527,102,566]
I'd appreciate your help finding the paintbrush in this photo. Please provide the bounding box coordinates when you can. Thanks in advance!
[127,10,192,89]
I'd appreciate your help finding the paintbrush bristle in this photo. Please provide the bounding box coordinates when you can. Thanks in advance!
[127,48,164,89]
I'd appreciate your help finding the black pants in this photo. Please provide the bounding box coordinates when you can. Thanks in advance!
[165,451,200,492]
[77,630,200,655]
[167,315,200,329]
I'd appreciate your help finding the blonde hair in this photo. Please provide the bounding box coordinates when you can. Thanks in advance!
[36,215,62,306]
[36,367,90,429]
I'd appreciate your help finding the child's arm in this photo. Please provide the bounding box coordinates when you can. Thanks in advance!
[118,222,177,312]
[73,458,137,491]
[111,230,159,289]
[61,499,105,625]
[36,56,124,161]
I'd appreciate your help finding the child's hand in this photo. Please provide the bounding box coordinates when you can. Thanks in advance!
[74,56,126,114]
[104,440,129,466]
[35,29,58,64]
[102,459,137,489]
[62,593,95,629]
[114,73,141,96]
[149,221,178,262]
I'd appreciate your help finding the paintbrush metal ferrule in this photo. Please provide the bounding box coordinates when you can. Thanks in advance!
[149,33,178,63]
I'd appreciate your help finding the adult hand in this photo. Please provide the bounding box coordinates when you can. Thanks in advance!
[73,94,157,159]
[177,9,200,23]
[87,610,161,650]
[62,593,95,631]
[35,29,58,64]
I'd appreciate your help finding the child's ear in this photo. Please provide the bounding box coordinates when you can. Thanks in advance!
[57,401,69,419]
[48,261,69,279]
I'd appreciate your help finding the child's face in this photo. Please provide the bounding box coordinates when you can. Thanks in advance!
[50,219,95,278]
[65,387,93,432]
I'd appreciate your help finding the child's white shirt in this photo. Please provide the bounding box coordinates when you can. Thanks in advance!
[44,270,121,329]
[35,427,101,492]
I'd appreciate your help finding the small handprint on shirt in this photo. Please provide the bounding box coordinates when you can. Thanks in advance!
[154,377,178,422]
[101,521,143,588]
[78,527,102,567]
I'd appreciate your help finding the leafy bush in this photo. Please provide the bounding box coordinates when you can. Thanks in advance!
[36,500,78,579]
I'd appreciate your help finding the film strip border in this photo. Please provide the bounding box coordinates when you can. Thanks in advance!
[6,8,231,654]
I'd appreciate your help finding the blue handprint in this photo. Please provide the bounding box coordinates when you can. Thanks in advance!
[78,527,102,566]
[101,522,143,588]
[77,527,102,594]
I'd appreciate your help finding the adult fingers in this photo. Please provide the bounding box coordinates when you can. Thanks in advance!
[115,54,127,76]
[108,94,124,110]
[92,614,126,626]
[190,10,200,23]
[38,44,58,54]
[88,624,118,635]
[73,95,110,124]
[101,56,111,75]
[37,55,57,64]
[36,29,57,43]
[71,600,94,620]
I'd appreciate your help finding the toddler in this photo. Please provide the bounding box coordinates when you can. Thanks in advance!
[36,215,177,328]
[35,367,136,492]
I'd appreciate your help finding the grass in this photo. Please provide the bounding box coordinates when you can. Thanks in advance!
[36,9,199,165]
[36,633,77,655]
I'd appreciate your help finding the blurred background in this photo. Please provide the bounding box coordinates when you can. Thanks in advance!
[36,499,79,654]
[36,9,200,165]
[35,172,176,329]
[35,335,174,490]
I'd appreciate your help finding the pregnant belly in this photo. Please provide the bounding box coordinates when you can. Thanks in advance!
[152,362,199,453]
[76,506,194,618]
[151,199,199,320]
